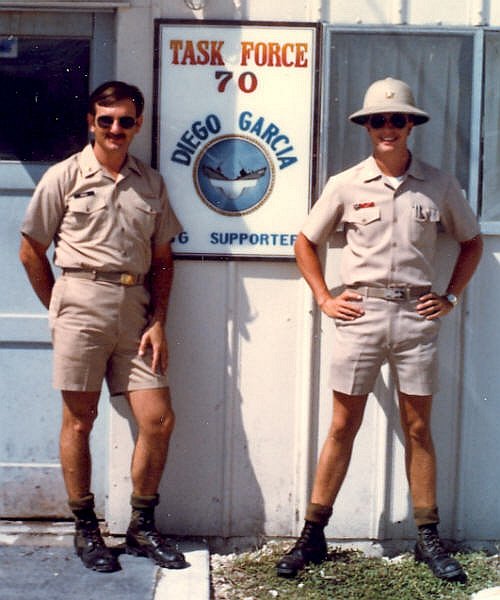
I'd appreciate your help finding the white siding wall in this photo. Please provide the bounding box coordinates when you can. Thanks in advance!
[458,236,500,541]
[107,0,500,545]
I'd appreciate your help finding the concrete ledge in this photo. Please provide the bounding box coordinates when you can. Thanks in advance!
[155,541,210,600]
[0,521,210,600]
[0,520,75,547]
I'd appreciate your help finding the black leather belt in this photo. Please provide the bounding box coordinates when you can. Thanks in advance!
[349,285,431,301]
[62,268,145,286]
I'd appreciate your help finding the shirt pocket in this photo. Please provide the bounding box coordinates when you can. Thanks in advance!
[412,204,440,223]
[66,194,108,234]
[124,194,161,240]
[344,205,381,226]
[410,203,440,247]
[343,205,382,247]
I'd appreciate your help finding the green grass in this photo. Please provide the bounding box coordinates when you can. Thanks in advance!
[211,541,500,599]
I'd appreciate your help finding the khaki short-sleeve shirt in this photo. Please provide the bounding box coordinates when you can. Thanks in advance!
[302,155,480,288]
[21,144,182,274]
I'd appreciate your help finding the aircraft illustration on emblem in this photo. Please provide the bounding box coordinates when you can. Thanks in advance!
[202,164,267,200]
[195,135,274,215]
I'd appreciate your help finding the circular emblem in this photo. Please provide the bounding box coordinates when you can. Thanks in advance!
[194,135,275,216]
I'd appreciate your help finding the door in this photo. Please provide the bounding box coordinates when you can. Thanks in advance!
[0,11,114,519]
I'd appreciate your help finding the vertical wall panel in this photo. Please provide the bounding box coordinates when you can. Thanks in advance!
[156,261,230,535]
[323,0,394,24]
[491,2,500,24]
[233,262,304,536]
[458,237,500,540]
[407,0,473,25]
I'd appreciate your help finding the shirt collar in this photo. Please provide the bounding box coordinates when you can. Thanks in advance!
[78,144,102,178]
[78,144,142,178]
[405,155,425,180]
[360,156,383,182]
[124,153,142,175]
[360,153,426,183]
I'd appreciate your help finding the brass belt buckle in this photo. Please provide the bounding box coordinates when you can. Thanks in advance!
[384,287,406,300]
[120,273,135,286]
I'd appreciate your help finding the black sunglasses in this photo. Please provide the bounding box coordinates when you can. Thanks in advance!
[367,113,409,129]
[96,115,137,130]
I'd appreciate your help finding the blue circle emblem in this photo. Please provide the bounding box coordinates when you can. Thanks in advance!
[194,135,274,216]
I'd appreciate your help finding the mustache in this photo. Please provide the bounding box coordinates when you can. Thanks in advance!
[105,133,126,140]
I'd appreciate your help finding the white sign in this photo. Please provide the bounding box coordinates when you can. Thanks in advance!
[154,20,319,258]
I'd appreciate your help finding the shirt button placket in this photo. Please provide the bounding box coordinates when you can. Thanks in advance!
[389,192,397,283]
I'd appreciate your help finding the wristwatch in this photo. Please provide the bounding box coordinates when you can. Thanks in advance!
[445,293,458,307]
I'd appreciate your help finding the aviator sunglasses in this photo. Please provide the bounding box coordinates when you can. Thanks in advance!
[367,113,409,129]
[96,115,137,129]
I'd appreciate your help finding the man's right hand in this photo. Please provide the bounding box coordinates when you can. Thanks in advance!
[318,289,365,320]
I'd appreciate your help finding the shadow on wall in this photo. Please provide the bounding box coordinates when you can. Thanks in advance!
[150,269,266,546]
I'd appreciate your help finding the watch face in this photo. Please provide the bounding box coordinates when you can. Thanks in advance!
[447,294,458,306]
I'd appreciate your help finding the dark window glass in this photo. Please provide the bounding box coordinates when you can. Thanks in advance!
[0,37,89,162]
[482,32,500,221]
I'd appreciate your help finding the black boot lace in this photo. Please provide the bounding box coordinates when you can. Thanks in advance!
[147,527,166,546]
[420,528,448,559]
[133,512,169,547]
[290,522,323,553]
[77,519,105,550]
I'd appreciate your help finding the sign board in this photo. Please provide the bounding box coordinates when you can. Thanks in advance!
[154,20,320,258]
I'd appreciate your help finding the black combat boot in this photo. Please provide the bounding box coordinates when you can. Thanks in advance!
[276,521,328,578]
[125,495,187,569]
[72,501,120,573]
[415,524,467,583]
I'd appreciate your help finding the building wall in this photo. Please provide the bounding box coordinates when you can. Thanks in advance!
[9,0,496,545]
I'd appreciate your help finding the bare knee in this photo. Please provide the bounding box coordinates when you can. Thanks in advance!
[398,393,433,447]
[158,408,175,436]
[328,391,367,444]
[405,419,433,447]
[141,408,175,440]
[62,411,97,438]
[128,388,176,441]
[328,415,362,445]
[61,391,100,438]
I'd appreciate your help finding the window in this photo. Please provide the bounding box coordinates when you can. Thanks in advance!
[482,31,500,222]
[0,37,89,162]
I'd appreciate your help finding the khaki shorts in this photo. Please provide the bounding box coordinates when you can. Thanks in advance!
[48,276,168,395]
[329,296,441,396]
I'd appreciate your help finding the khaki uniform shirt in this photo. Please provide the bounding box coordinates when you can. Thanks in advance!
[302,155,480,288]
[22,144,182,275]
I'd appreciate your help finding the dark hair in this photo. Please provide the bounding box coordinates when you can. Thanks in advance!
[88,81,145,117]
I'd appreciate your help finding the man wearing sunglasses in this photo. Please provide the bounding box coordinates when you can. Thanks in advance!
[19,81,187,573]
[277,78,482,582]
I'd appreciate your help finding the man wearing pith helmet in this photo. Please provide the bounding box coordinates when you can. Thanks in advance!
[277,77,483,582]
